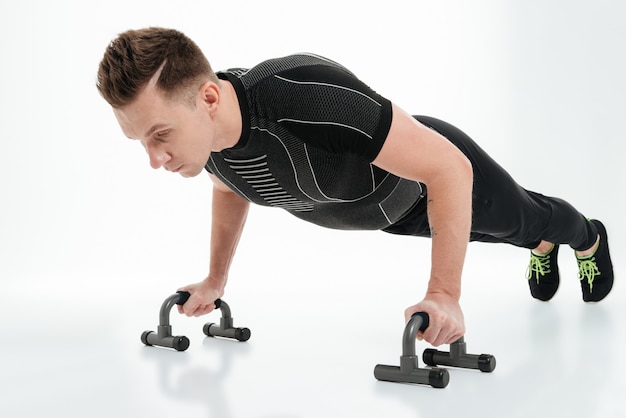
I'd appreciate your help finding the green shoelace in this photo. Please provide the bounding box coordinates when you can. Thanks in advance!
[527,253,552,283]
[578,257,601,293]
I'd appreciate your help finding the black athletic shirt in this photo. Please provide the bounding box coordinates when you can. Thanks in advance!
[205,53,425,230]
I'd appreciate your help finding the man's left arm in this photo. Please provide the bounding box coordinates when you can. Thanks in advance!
[372,104,473,347]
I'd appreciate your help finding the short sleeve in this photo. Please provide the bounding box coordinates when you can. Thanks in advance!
[250,61,393,162]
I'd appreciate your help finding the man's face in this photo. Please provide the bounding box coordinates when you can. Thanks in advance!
[113,84,215,178]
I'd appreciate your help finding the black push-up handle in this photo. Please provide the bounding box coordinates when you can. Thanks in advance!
[374,312,496,387]
[141,291,250,351]
[374,312,450,388]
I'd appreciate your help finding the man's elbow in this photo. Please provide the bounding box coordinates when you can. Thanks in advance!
[443,150,472,191]
[459,153,473,186]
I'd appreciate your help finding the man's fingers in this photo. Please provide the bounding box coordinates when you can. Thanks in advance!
[423,327,442,347]
[180,298,200,317]
[177,293,217,317]
[193,305,206,317]
[191,303,215,317]
[423,327,464,347]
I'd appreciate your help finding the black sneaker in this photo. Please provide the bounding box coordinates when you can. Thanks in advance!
[527,244,560,301]
[577,220,614,302]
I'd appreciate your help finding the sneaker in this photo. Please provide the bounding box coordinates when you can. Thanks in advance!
[577,219,614,302]
[527,244,560,301]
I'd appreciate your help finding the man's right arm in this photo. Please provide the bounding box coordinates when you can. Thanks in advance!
[178,174,250,317]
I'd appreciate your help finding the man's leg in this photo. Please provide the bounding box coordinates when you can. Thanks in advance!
[408,115,613,302]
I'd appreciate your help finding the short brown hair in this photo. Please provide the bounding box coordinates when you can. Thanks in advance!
[96,27,218,108]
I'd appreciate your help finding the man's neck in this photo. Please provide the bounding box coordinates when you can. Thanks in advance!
[212,80,242,152]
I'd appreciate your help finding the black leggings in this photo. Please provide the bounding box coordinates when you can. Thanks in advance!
[383,115,597,251]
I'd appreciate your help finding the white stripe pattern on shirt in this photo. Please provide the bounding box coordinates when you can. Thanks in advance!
[226,154,314,212]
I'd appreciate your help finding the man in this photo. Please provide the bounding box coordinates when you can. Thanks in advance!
[97,27,613,347]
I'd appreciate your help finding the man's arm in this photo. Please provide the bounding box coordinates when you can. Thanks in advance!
[372,104,473,347]
[178,173,250,316]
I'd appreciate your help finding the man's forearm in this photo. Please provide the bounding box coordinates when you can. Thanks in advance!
[424,168,472,301]
[207,187,250,289]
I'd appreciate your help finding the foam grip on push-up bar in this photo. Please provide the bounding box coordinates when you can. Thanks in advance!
[176,291,222,309]
[412,311,429,331]
[176,291,191,305]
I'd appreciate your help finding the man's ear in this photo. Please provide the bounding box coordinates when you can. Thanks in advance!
[199,81,220,111]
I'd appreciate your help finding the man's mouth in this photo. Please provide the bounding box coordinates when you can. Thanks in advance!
[167,164,183,173]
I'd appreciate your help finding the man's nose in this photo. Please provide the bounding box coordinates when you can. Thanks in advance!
[146,143,171,170]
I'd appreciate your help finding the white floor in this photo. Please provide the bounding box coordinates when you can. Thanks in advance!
[1,1,625,417]
[3,235,625,418]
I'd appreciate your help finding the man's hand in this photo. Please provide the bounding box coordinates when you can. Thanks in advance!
[404,292,465,347]
[176,277,225,317]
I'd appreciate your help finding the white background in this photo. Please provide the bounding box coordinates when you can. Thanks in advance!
[1,1,624,417]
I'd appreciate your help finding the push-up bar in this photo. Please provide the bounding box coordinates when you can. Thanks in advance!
[141,291,251,351]
[374,312,495,388]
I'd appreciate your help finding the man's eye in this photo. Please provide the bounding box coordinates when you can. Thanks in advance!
[155,131,170,141]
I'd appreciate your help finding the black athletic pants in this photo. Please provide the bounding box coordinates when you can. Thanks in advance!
[383,115,597,251]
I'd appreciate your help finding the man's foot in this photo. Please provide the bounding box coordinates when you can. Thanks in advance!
[577,220,614,302]
[527,244,560,301]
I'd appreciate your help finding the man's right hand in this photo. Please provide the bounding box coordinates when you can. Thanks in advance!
[176,278,225,317]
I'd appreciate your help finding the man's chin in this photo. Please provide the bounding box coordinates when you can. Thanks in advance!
[179,168,202,178]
